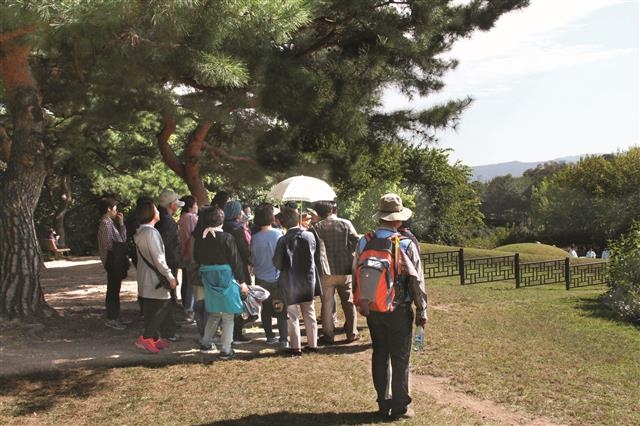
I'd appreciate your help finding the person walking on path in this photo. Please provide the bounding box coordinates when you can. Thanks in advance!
[193,207,249,360]
[97,196,128,331]
[354,193,427,419]
[273,208,321,356]
[156,189,184,306]
[222,200,252,344]
[312,201,360,344]
[133,199,178,354]
[178,195,199,318]
[250,203,287,346]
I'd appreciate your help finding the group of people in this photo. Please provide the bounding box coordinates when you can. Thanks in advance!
[97,190,428,419]
[567,244,609,259]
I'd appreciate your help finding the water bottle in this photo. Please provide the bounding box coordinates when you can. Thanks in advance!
[413,325,424,351]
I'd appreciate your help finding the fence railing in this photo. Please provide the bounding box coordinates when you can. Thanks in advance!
[420,249,608,290]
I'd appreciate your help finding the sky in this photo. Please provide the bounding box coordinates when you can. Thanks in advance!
[382,0,639,167]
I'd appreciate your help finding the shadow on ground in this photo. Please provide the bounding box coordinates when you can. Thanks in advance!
[0,368,110,417]
[203,410,393,425]
[573,296,636,324]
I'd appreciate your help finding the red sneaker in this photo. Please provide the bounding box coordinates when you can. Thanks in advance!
[154,338,170,350]
[135,336,159,354]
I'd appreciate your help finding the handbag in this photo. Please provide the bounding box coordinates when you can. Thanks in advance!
[107,241,130,280]
[136,249,171,289]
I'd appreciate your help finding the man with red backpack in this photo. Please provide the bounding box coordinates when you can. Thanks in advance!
[353,193,427,419]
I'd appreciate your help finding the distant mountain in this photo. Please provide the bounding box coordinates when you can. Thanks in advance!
[471,155,584,182]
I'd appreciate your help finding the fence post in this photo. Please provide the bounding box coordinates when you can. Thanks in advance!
[564,257,570,290]
[459,248,465,286]
[514,253,520,289]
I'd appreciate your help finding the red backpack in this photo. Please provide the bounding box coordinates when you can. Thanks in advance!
[354,232,404,313]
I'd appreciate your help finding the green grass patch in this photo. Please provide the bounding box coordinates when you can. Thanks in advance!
[416,277,640,425]
[494,242,569,259]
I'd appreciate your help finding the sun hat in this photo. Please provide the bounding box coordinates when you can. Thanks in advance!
[373,193,412,222]
[158,189,185,208]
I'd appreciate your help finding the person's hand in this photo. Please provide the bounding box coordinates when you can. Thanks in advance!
[239,283,249,295]
[358,300,370,317]
[169,278,177,290]
[415,313,427,327]
[116,212,124,226]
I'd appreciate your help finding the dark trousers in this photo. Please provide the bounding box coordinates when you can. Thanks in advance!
[366,304,414,413]
[194,298,206,338]
[141,297,176,340]
[105,268,122,320]
[233,315,245,339]
[257,280,288,341]
[169,268,179,305]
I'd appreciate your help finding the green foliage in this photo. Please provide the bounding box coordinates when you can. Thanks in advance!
[531,148,640,246]
[339,182,412,234]
[603,221,640,322]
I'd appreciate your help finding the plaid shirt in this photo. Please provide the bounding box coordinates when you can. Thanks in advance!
[312,215,359,276]
[97,215,126,266]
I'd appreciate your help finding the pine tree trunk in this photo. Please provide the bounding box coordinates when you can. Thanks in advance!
[0,37,53,320]
[0,198,49,319]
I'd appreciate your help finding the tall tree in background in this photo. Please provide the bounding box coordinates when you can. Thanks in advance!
[0,5,52,319]
[1,0,528,321]
[531,148,640,246]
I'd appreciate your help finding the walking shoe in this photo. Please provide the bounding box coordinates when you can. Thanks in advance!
[219,349,235,360]
[154,338,170,350]
[303,346,318,353]
[233,335,252,345]
[288,349,303,357]
[199,343,217,354]
[346,334,361,343]
[265,336,279,345]
[318,336,334,345]
[135,336,159,354]
[390,407,415,419]
[279,340,290,350]
[167,334,183,342]
[119,317,133,325]
[105,319,126,331]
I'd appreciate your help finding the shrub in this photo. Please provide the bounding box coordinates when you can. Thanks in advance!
[602,221,640,323]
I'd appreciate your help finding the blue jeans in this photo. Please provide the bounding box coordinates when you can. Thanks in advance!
[202,312,234,353]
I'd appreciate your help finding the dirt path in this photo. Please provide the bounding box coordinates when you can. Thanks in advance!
[2,258,564,425]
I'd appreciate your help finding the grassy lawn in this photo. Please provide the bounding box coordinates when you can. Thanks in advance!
[1,246,638,425]
[417,277,640,425]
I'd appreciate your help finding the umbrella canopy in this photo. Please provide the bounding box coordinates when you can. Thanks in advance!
[268,175,336,203]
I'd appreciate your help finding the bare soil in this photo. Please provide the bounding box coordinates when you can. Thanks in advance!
[1,257,564,425]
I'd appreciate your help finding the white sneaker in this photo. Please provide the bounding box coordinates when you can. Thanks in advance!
[199,343,218,354]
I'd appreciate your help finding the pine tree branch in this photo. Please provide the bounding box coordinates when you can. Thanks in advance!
[185,121,212,161]
[201,142,256,165]
[0,25,36,45]
[156,114,185,178]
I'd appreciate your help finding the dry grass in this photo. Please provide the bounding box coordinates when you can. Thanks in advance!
[2,250,639,425]
[0,343,482,425]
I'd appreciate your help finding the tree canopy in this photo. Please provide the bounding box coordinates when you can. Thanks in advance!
[1,0,529,320]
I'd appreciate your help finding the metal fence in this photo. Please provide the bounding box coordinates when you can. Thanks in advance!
[421,249,608,290]
[517,259,565,288]
[422,249,461,279]
[461,255,516,285]
[568,261,609,289]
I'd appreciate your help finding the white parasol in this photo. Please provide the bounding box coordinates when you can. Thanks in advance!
[267,175,336,203]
